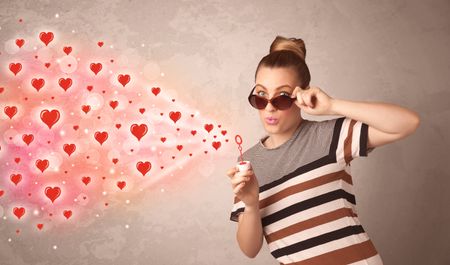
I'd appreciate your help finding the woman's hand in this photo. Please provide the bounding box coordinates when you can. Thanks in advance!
[292,85,336,115]
[227,166,259,208]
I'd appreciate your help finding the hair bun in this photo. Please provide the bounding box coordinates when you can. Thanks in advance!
[270,35,306,61]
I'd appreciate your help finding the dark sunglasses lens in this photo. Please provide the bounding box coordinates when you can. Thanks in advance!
[272,96,294,110]
[249,95,268,109]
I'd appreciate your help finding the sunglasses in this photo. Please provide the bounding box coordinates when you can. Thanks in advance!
[247,85,297,110]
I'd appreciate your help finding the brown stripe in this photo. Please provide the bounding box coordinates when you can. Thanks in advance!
[265,207,358,244]
[344,119,356,164]
[288,239,379,265]
[258,170,352,209]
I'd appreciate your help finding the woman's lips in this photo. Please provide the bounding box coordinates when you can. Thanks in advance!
[265,117,279,125]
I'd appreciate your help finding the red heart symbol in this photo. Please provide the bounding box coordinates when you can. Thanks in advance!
[151,87,161,96]
[117,74,130,87]
[40,109,60,129]
[0,190,4,197]
[90,63,102,75]
[177,145,183,151]
[190,114,194,117]
[13,207,25,219]
[0,87,4,93]
[202,139,206,142]
[39,32,54,46]
[191,130,197,136]
[112,158,119,164]
[37,223,44,230]
[58,77,72,91]
[81,105,91,114]
[169,111,181,123]
[63,46,72,55]
[4,105,18,119]
[9,63,22,75]
[14,157,20,163]
[117,181,126,190]
[36,159,49,172]
[115,124,121,129]
[136,161,152,176]
[139,108,145,114]
[212,141,221,150]
[31,78,45,91]
[97,41,104,47]
[15,39,25,48]
[204,124,214,133]
[86,85,93,91]
[63,143,76,156]
[81,176,91,185]
[160,137,166,143]
[63,210,72,219]
[130,124,148,141]
[44,62,51,68]
[109,100,119,110]
[94,131,108,145]
[221,130,227,136]
[10,173,22,185]
[73,125,79,130]
[45,186,61,203]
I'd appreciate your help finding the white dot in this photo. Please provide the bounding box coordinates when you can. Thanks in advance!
[151,146,156,151]
[110,45,114,49]
[3,216,7,220]
[74,198,77,202]
[161,188,165,192]
[102,191,107,196]
[33,47,37,50]
[161,72,165,77]
[55,14,59,18]
[72,29,76,33]
[56,59,61,63]
[70,112,74,115]
[109,169,115,174]
[62,180,66,184]
[96,214,99,217]
[141,43,145,47]
[125,224,129,229]
[125,200,130,204]
[35,181,38,184]
[8,238,11,242]
[33,210,39,215]
[60,130,65,136]
[53,245,57,250]
[84,129,89,134]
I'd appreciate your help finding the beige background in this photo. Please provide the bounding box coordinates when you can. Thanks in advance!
[0,0,449,264]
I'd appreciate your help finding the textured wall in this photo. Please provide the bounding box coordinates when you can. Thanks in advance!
[0,0,449,264]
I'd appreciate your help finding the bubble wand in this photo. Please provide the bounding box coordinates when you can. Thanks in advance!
[235,134,252,171]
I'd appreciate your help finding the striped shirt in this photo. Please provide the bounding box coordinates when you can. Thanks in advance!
[230,117,384,265]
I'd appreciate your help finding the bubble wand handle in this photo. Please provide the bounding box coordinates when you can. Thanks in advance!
[235,134,244,163]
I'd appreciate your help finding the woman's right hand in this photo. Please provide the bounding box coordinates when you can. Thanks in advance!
[227,166,259,208]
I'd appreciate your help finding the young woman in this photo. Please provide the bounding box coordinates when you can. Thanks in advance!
[226,36,420,265]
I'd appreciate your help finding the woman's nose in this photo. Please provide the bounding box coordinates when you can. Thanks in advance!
[265,101,277,111]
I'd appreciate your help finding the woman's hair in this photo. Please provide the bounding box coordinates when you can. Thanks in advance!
[255,35,311,89]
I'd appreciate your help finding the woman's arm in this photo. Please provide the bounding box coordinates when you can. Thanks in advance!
[293,86,421,149]
[236,205,264,258]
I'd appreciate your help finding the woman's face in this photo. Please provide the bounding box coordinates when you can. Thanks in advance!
[254,66,302,136]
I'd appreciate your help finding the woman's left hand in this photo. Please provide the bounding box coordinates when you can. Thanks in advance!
[292,85,335,115]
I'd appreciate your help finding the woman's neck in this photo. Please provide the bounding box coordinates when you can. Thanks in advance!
[264,119,303,149]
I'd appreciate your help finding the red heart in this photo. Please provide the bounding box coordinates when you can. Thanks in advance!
[36,159,49,173]
[130,124,148,141]
[151,87,161,96]
[44,63,51,68]
[97,41,104,47]
[40,109,60,129]
[204,124,214,133]
[160,137,166,143]
[13,207,25,219]
[63,46,72,55]
[117,74,130,87]
[63,210,72,219]
[37,223,44,230]
[39,32,54,46]
[73,125,79,130]
[86,85,93,91]
[58,77,72,91]
[4,105,18,119]
[15,39,25,48]
[109,101,119,109]
[22,134,34,145]
[136,161,152,176]
[63,143,76,156]
[115,124,121,129]
[0,190,4,197]
[221,130,227,136]
[9,63,22,75]
[169,111,181,123]
[112,158,119,164]
[117,181,126,190]
[0,87,4,93]
[81,176,91,185]
[212,141,221,150]
[14,157,20,163]
[31,78,45,91]
[139,108,145,114]
[90,63,102,75]
[10,173,22,185]
[191,130,197,136]
[81,105,91,114]
[94,131,108,145]
[45,186,61,203]
[177,145,183,151]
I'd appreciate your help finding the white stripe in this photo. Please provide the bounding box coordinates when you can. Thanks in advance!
[268,215,361,250]
[264,199,357,235]
[348,253,384,265]
[351,121,363,158]
[260,178,355,215]
[276,234,371,264]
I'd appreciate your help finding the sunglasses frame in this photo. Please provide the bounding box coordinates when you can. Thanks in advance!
[247,85,297,110]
